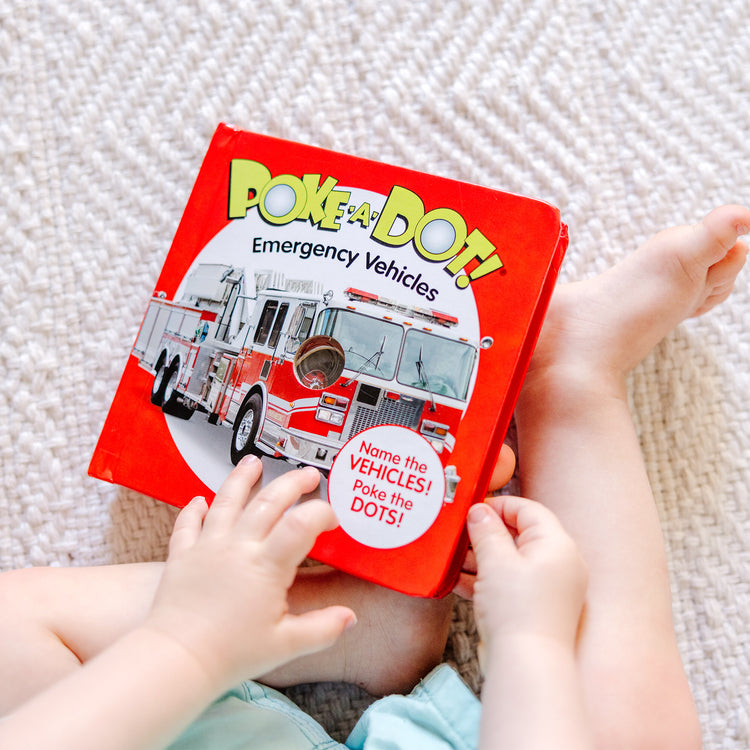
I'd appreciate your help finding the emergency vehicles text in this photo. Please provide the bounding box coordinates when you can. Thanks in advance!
[251,237,439,301]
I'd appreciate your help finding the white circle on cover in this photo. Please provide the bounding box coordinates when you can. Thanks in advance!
[419,218,456,254]
[263,183,298,217]
[327,425,446,549]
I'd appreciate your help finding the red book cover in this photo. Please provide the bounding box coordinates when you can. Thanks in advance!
[89,124,567,597]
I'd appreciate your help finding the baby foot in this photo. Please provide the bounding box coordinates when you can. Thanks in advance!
[340,578,454,695]
[527,204,750,389]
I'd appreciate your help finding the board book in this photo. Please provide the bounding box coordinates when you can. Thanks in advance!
[89,124,567,597]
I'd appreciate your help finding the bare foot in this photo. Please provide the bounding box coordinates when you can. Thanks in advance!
[261,567,454,695]
[528,204,750,392]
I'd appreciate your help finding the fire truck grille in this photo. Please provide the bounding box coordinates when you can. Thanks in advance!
[346,391,423,439]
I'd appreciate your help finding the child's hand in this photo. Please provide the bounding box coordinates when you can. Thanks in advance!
[453,444,516,598]
[144,457,356,693]
[466,496,587,658]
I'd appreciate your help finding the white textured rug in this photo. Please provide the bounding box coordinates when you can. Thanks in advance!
[2,1,749,745]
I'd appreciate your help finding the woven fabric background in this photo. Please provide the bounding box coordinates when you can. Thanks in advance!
[2,1,749,746]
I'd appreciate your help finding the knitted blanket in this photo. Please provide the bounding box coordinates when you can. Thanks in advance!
[2,1,749,746]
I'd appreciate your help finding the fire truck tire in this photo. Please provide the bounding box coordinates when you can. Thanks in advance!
[161,362,194,420]
[150,360,168,406]
[230,393,263,465]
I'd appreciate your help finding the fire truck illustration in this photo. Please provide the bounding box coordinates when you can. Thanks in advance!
[133,264,483,501]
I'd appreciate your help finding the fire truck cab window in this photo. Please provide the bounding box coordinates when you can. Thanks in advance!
[314,308,402,381]
[397,329,475,400]
[288,305,305,339]
[254,300,278,346]
[267,303,289,348]
[298,307,314,340]
[285,304,316,353]
[217,283,241,342]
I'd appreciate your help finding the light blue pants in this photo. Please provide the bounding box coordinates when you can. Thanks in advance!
[169,664,480,750]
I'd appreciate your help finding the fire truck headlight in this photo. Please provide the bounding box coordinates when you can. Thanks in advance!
[316,407,345,426]
[320,393,350,409]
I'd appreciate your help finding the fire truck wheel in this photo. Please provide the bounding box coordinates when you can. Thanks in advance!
[230,393,263,465]
[161,363,194,420]
[150,360,168,406]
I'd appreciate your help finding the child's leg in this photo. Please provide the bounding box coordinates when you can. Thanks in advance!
[1,540,496,713]
[0,563,163,713]
[514,205,750,750]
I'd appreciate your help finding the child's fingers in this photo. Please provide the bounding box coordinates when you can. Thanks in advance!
[201,456,263,537]
[237,466,322,542]
[487,495,562,539]
[277,606,357,660]
[261,499,338,570]
[168,496,208,558]
[466,502,517,566]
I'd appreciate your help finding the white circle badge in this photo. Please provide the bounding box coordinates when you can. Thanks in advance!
[327,425,446,549]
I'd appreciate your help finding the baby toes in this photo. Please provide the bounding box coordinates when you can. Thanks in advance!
[691,239,749,316]
[695,204,750,266]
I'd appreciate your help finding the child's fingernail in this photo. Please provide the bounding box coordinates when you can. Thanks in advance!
[467,504,491,525]
[184,496,208,517]
[344,613,358,631]
[239,455,260,467]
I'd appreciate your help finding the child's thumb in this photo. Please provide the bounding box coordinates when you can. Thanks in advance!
[466,503,516,564]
